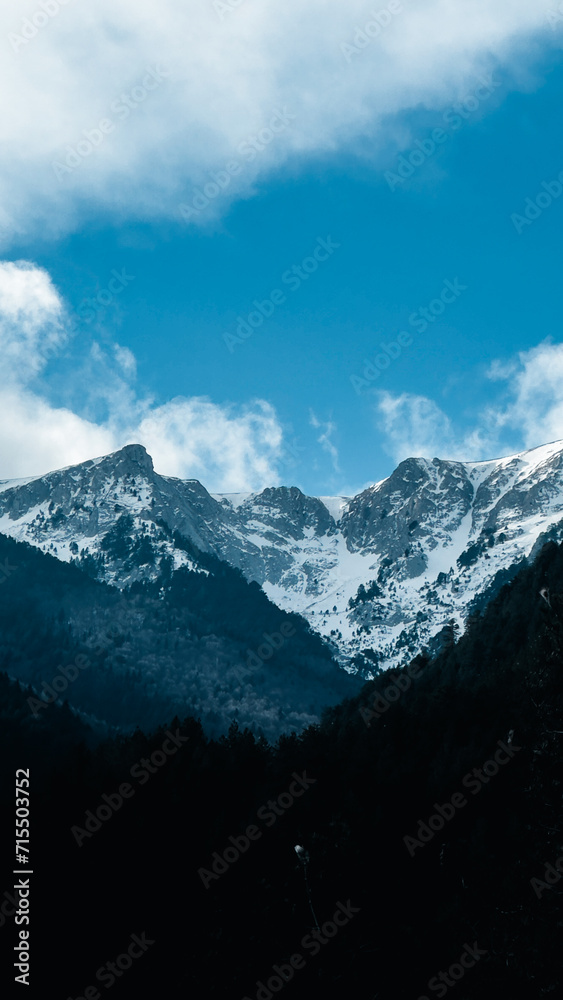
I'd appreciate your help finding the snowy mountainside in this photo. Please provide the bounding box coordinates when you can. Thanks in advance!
[1,440,563,673]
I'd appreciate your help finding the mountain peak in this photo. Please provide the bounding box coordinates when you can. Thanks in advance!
[107,443,154,476]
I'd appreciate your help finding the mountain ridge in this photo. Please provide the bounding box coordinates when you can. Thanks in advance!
[2,438,563,671]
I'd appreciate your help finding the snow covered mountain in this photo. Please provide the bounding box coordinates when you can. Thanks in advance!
[2,440,563,673]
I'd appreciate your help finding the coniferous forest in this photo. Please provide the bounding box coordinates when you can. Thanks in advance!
[2,532,563,997]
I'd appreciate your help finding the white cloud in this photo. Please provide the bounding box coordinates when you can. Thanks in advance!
[0,386,116,479]
[486,339,563,448]
[376,390,459,461]
[375,340,563,465]
[113,343,137,379]
[4,262,563,488]
[0,259,284,490]
[375,388,508,464]
[135,397,283,492]
[486,357,518,381]
[0,260,67,381]
[0,0,556,240]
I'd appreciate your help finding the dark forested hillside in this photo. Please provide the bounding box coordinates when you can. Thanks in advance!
[2,538,563,997]
[0,531,359,740]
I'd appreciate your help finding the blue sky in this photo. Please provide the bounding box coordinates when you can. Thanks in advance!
[1,1,563,494]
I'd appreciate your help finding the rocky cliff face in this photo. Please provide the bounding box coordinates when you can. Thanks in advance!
[2,439,563,672]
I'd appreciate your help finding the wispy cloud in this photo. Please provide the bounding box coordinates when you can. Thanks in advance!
[310,410,340,473]
[486,339,563,449]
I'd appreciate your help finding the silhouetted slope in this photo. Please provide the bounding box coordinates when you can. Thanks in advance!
[1,540,562,996]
